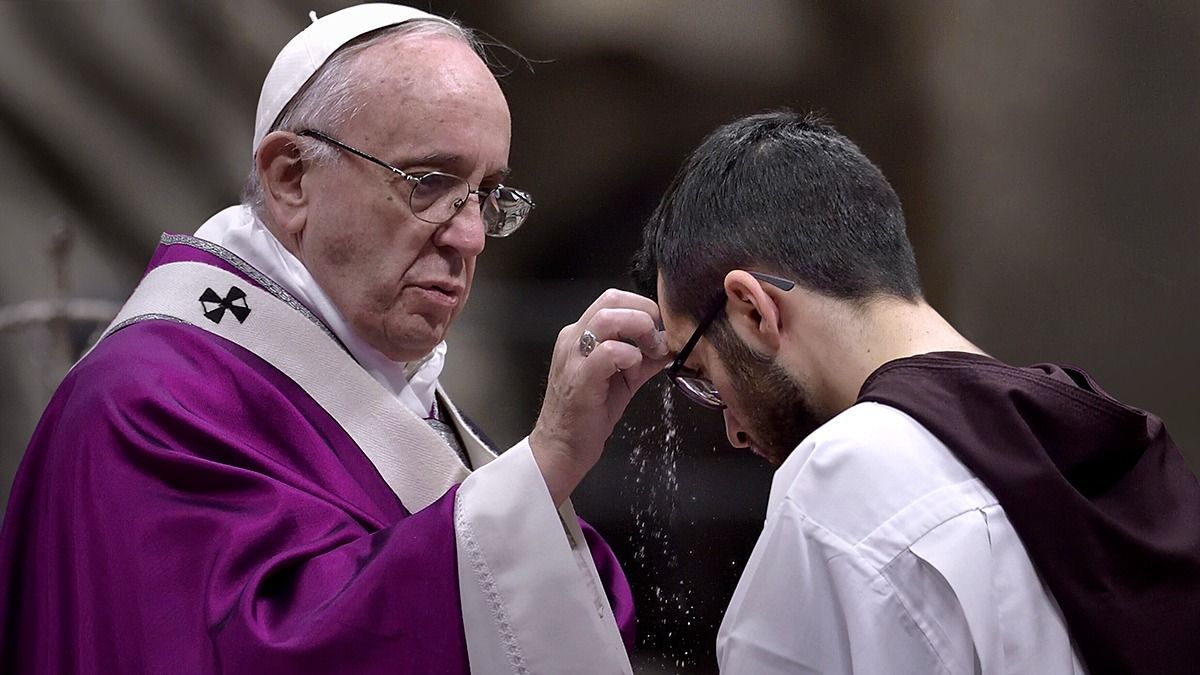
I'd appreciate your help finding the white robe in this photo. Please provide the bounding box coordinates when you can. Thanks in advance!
[717,402,1087,674]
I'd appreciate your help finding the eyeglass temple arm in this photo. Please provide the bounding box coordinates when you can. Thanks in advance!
[668,271,793,368]
[747,271,796,291]
[297,129,417,183]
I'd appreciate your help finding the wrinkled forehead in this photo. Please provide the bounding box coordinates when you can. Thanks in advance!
[346,33,511,154]
[356,32,505,107]
[296,43,511,186]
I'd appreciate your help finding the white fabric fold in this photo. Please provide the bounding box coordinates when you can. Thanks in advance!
[456,439,632,675]
[911,509,1003,674]
[99,260,469,513]
[194,204,444,418]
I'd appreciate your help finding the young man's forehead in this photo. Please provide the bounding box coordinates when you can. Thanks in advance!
[655,277,695,354]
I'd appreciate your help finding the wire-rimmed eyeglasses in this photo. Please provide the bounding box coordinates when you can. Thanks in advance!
[667,271,797,409]
[297,129,534,237]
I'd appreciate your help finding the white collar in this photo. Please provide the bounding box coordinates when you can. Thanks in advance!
[193,205,445,418]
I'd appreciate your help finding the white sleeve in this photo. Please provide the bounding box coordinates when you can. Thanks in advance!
[902,508,1088,675]
[454,438,632,675]
[717,498,950,675]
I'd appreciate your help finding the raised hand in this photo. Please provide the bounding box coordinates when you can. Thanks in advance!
[530,289,671,505]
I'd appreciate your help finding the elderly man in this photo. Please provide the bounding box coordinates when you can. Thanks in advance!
[633,110,1200,674]
[0,5,668,674]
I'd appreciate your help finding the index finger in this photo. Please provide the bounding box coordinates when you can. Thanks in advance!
[578,288,661,328]
[587,307,669,359]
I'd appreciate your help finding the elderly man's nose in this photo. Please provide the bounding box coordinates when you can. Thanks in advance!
[435,204,486,256]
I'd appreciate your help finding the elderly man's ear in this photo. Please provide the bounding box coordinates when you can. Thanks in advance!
[256,131,310,236]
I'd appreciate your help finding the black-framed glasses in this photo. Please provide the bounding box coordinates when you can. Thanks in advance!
[667,271,796,409]
[297,129,534,237]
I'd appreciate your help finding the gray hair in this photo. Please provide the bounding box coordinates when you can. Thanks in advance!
[241,18,484,220]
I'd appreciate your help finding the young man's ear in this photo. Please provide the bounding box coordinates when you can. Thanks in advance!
[723,270,783,355]
[255,131,309,236]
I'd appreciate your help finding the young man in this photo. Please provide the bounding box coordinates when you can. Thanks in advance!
[634,110,1200,674]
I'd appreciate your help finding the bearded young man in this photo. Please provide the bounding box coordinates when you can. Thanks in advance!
[634,110,1200,674]
[0,5,670,673]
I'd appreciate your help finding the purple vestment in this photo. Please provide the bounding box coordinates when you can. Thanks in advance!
[0,240,635,673]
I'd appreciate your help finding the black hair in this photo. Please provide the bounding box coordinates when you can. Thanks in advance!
[632,109,922,322]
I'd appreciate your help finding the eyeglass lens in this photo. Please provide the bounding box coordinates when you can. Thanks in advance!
[674,374,725,409]
[483,187,533,237]
[409,173,465,219]
[409,172,532,237]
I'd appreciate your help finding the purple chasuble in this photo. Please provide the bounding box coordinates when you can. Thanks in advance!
[858,351,1200,675]
[0,238,635,673]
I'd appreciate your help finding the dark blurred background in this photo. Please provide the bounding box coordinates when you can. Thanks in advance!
[1,2,1197,673]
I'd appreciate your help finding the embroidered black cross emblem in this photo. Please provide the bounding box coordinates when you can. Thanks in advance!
[199,286,251,324]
